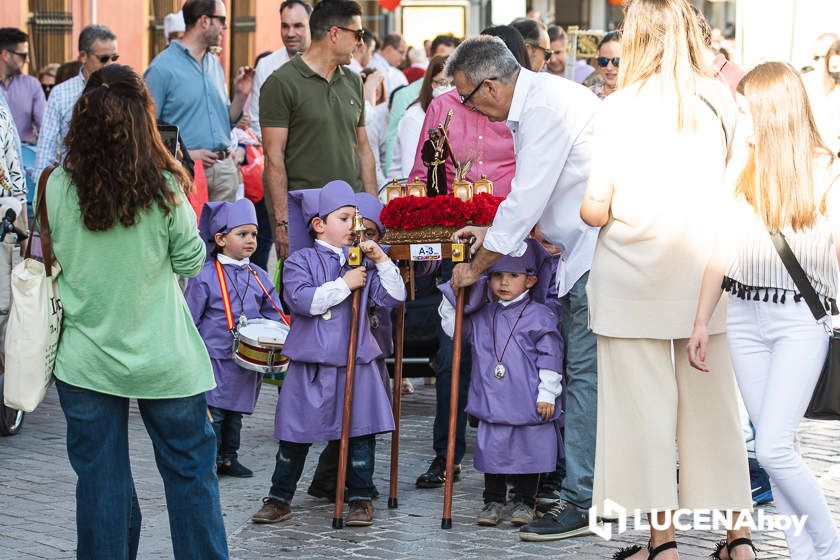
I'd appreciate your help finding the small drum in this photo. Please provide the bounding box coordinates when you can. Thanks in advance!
[232,318,290,385]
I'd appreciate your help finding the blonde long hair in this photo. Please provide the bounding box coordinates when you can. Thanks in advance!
[735,62,833,232]
[618,0,712,130]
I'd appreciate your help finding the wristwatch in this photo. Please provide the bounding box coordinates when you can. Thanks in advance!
[276,220,289,231]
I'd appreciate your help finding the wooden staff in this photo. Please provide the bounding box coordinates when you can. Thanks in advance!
[332,287,362,528]
[441,284,466,529]
[388,301,407,509]
[333,210,367,529]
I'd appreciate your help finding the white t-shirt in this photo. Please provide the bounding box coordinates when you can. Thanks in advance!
[389,103,425,179]
[249,48,292,140]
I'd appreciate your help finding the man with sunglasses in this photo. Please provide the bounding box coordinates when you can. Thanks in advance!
[0,28,45,146]
[511,18,551,73]
[145,0,254,204]
[34,24,117,182]
[259,0,377,260]
[447,35,602,542]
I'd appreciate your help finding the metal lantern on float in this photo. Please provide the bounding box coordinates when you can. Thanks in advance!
[385,179,404,202]
[405,176,427,197]
[472,175,494,196]
[451,179,473,202]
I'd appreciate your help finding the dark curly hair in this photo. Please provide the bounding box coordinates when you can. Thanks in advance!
[63,64,191,231]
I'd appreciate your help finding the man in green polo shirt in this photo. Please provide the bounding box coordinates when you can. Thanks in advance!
[260,0,376,257]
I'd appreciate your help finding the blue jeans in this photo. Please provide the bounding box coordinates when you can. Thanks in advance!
[208,406,242,461]
[269,435,376,503]
[556,272,597,509]
[56,380,228,560]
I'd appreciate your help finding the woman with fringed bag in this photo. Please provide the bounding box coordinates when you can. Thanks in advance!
[689,62,840,560]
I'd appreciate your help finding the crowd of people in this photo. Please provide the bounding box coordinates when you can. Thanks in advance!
[0,0,839,559]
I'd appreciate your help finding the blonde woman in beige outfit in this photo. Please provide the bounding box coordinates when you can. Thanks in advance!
[580,1,753,558]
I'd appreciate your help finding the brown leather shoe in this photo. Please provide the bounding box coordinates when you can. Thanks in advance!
[346,500,374,527]
[251,498,292,524]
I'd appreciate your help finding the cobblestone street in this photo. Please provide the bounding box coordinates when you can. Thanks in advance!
[1,382,838,559]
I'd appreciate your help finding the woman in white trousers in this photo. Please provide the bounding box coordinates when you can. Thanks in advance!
[689,61,840,560]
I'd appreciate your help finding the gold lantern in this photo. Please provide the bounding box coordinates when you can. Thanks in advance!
[472,175,494,196]
[385,179,404,203]
[405,176,427,197]
[452,179,473,202]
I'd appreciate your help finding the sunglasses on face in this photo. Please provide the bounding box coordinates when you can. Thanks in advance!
[597,57,620,68]
[208,14,227,27]
[6,49,28,61]
[527,42,552,62]
[93,53,120,64]
[332,26,364,42]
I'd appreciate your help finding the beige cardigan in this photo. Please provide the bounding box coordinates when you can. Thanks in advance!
[586,75,734,339]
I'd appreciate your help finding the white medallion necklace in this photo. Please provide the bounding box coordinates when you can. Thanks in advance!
[490,300,530,379]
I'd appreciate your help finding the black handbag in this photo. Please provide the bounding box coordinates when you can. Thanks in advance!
[770,231,840,420]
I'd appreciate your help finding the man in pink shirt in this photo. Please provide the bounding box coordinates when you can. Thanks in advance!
[411,40,517,492]
[408,87,515,197]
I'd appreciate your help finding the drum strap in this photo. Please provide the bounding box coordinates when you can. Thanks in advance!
[214,259,291,328]
[214,260,236,331]
[247,265,291,326]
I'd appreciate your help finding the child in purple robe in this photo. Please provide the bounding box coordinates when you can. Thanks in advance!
[251,181,405,527]
[439,238,564,528]
[184,199,285,478]
[307,192,397,501]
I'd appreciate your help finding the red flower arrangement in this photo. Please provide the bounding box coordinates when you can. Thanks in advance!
[380,193,504,230]
[469,193,505,225]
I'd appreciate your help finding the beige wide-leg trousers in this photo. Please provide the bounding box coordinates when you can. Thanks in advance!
[592,334,752,516]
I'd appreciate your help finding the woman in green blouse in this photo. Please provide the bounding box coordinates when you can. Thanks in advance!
[47,64,227,559]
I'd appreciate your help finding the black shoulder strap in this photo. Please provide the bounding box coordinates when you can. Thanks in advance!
[697,93,729,152]
[768,231,827,321]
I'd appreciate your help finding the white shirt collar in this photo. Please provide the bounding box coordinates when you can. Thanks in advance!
[506,68,533,127]
[217,254,250,266]
[498,290,529,307]
[315,239,347,265]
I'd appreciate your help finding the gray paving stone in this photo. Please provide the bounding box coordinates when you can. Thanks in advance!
[1,384,838,558]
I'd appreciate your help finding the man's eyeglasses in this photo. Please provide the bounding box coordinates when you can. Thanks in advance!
[597,57,620,68]
[459,77,497,109]
[6,50,28,61]
[207,14,227,27]
[93,54,120,64]
[332,26,365,42]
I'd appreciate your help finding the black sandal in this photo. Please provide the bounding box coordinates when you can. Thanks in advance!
[711,537,758,559]
[613,541,678,560]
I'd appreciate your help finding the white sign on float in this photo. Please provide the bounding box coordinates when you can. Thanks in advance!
[410,243,443,262]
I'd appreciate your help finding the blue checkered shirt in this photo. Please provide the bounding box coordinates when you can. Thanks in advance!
[34,70,85,182]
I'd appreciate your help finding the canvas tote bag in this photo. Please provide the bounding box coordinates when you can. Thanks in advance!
[3,167,61,412]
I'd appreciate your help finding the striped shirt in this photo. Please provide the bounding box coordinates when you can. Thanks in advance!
[34,70,85,183]
[724,156,840,306]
